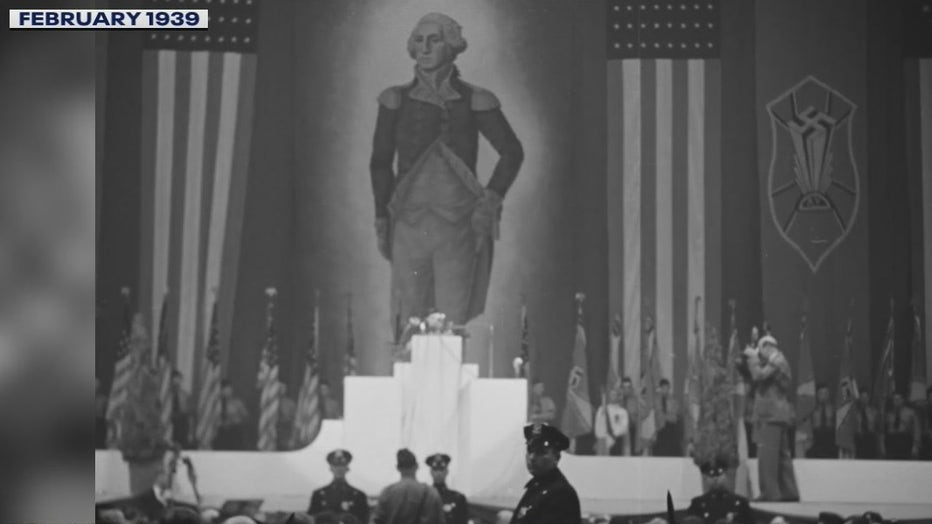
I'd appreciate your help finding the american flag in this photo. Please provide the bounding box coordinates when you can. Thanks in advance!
[196,296,222,449]
[256,288,280,451]
[106,287,134,448]
[155,291,174,444]
[343,295,357,377]
[606,0,723,404]
[139,0,258,395]
[872,300,896,419]
[293,291,322,448]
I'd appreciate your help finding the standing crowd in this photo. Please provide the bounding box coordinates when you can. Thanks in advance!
[527,354,932,462]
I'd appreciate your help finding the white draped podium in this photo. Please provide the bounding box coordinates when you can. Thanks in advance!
[399,335,465,461]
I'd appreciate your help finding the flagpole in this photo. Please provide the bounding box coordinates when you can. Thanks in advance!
[489,322,494,378]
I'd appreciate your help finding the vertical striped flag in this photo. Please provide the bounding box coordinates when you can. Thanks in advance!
[639,316,661,449]
[519,300,531,379]
[606,0,722,401]
[196,295,222,449]
[344,294,357,377]
[726,300,752,497]
[836,302,858,458]
[904,0,932,401]
[257,288,280,452]
[873,300,896,418]
[795,307,815,457]
[910,302,926,403]
[106,287,135,448]
[138,0,259,394]
[293,291,323,448]
[683,296,702,441]
[607,314,623,392]
[155,291,174,444]
[561,293,594,440]
[838,300,858,406]
[726,301,747,419]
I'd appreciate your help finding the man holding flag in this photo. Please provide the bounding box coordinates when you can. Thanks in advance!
[745,334,799,502]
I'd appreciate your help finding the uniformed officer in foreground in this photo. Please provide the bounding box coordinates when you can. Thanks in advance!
[510,423,581,524]
[686,456,753,524]
[426,453,468,524]
[308,449,370,524]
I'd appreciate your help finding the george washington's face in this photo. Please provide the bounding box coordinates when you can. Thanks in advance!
[411,22,451,71]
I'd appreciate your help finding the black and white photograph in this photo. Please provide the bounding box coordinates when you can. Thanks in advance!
[91,1,932,523]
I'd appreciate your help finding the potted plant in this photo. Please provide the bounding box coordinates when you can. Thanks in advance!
[691,327,739,492]
[117,314,171,494]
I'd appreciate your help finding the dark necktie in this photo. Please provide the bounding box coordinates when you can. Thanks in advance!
[221,398,228,424]
[859,405,868,433]
[172,391,181,414]
[894,409,901,432]
[822,406,828,428]
[662,397,668,414]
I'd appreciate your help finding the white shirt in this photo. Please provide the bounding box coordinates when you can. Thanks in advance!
[594,404,629,441]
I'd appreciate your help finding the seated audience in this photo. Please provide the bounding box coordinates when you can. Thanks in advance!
[159,506,203,524]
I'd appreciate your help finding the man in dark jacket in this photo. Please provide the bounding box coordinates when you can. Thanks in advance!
[370,12,524,326]
[686,457,754,524]
[308,450,370,524]
[510,423,581,524]
[426,453,468,524]
[373,449,445,524]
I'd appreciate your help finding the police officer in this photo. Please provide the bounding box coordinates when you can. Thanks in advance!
[308,450,369,524]
[511,423,581,524]
[426,453,468,524]
[686,456,753,524]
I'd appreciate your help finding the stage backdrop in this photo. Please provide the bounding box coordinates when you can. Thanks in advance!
[97,0,932,451]
[290,0,609,411]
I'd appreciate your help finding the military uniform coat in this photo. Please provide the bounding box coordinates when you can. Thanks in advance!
[510,468,581,524]
[686,487,754,524]
[434,483,468,524]
[309,480,370,524]
[370,66,523,323]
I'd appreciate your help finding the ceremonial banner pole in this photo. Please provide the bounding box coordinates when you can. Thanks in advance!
[489,323,495,378]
